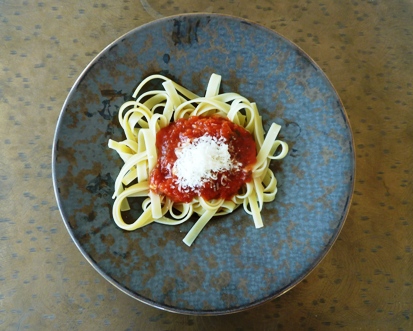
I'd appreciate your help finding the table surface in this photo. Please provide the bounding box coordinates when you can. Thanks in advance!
[1,1,412,330]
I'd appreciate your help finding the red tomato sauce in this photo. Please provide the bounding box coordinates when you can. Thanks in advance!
[149,116,257,203]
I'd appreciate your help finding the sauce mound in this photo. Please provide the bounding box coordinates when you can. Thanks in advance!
[149,116,257,203]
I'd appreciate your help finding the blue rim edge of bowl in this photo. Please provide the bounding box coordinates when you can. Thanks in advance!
[51,12,356,316]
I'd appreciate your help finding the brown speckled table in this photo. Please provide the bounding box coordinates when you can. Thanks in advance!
[1,0,412,330]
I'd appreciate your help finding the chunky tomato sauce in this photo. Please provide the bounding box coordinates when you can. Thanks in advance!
[149,116,257,203]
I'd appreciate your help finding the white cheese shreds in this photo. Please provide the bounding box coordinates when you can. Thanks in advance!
[172,135,239,190]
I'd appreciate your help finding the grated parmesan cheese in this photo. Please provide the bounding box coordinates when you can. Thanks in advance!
[172,135,239,191]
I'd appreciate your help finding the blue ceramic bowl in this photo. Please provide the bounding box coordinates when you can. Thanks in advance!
[52,13,355,315]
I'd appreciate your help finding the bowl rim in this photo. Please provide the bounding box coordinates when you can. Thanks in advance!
[51,12,356,315]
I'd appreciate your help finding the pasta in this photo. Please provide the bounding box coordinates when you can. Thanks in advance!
[108,73,288,246]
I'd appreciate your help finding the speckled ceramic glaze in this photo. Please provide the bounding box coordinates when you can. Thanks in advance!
[52,13,355,315]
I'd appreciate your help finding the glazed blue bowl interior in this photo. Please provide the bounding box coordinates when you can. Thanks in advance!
[52,13,355,315]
